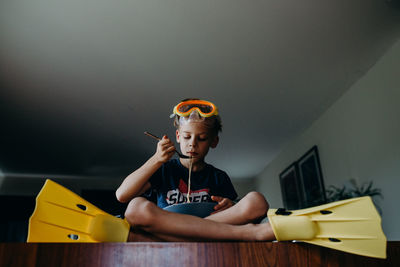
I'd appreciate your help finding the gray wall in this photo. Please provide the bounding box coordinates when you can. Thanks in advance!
[256,40,400,240]
[232,177,257,199]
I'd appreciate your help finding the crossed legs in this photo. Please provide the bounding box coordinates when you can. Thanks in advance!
[124,192,275,241]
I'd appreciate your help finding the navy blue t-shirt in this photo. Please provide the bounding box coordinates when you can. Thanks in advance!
[147,159,238,208]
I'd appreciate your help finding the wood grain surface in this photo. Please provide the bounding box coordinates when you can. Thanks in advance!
[0,241,398,267]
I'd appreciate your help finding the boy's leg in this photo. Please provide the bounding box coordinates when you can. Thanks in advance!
[124,196,275,241]
[205,191,269,225]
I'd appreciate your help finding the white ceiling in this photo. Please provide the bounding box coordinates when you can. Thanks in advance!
[1,0,399,181]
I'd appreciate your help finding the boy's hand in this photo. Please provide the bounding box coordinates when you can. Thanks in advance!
[154,135,176,163]
[211,196,234,213]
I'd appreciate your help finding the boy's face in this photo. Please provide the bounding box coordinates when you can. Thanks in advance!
[176,122,219,162]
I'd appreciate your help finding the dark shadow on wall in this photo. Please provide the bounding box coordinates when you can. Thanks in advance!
[0,196,35,242]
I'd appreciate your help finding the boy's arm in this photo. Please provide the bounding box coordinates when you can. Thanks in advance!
[116,135,176,203]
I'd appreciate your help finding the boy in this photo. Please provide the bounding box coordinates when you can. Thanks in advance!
[116,99,275,241]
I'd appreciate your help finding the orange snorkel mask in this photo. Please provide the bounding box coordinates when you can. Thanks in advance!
[171,99,222,132]
[172,99,218,118]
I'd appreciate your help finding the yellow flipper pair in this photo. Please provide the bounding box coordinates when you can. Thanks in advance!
[28,180,386,259]
[268,196,387,259]
[27,179,130,243]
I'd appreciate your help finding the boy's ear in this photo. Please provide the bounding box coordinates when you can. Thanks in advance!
[176,129,180,143]
[210,135,219,148]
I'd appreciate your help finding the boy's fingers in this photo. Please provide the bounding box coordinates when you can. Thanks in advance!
[211,196,223,202]
[160,142,172,149]
[213,200,227,210]
[220,199,230,208]
[159,138,174,149]
[160,145,175,155]
[159,138,170,145]
[218,199,233,209]
[162,135,174,144]
[166,146,176,153]
[213,203,229,213]
[213,204,221,211]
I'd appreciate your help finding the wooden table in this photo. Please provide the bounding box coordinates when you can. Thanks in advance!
[1,241,399,267]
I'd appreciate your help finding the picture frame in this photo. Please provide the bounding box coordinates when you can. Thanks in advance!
[279,163,304,210]
[279,145,327,210]
[297,146,327,207]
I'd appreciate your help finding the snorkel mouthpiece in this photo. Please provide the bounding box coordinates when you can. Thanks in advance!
[178,110,204,125]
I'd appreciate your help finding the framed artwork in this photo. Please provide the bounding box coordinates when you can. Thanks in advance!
[279,145,326,210]
[297,146,327,207]
[279,163,304,210]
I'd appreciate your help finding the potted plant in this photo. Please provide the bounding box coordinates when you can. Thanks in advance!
[326,179,383,213]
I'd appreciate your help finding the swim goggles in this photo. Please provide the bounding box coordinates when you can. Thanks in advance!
[172,99,219,118]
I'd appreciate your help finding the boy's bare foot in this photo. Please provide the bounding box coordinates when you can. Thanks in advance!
[254,223,276,241]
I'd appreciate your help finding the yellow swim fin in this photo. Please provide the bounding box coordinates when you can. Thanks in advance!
[268,196,386,259]
[27,179,130,243]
